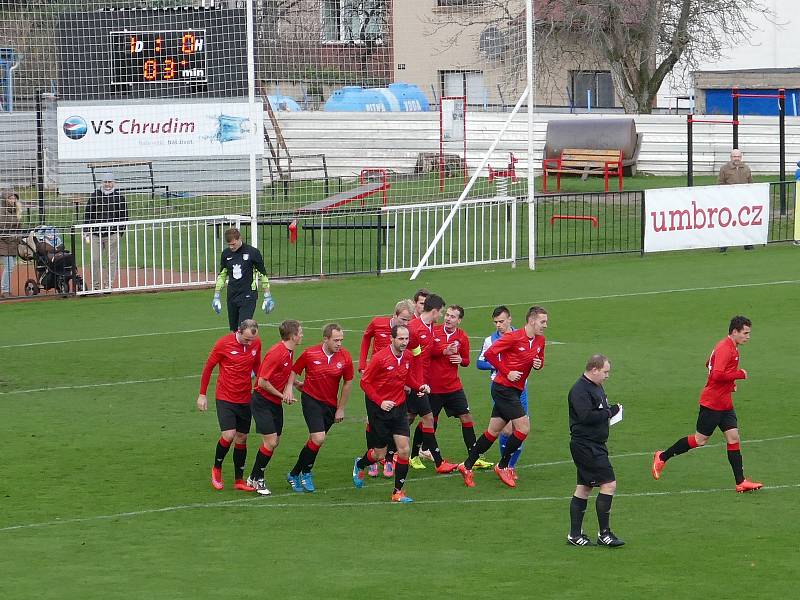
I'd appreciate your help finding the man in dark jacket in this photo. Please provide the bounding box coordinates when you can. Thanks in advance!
[84,172,128,290]
[566,354,625,548]
[0,190,23,298]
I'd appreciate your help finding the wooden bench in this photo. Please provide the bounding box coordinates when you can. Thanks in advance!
[542,149,624,193]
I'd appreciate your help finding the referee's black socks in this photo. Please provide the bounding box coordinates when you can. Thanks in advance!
[596,493,613,533]
[569,496,588,537]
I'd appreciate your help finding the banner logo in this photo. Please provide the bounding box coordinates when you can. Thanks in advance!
[63,116,88,140]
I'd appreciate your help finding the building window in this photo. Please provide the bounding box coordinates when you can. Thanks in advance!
[321,0,385,44]
[570,71,615,108]
[441,70,486,104]
[437,0,484,6]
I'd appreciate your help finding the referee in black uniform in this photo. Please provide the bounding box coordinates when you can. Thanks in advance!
[566,354,625,547]
[212,228,275,331]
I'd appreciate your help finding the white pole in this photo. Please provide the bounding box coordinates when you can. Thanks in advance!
[246,0,259,248]
[410,86,529,280]
[526,0,536,270]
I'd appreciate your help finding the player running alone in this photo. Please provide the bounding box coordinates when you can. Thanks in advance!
[246,320,303,496]
[358,298,416,477]
[458,306,548,488]
[197,319,261,492]
[211,228,275,331]
[652,316,762,493]
[285,323,354,493]
[352,324,430,503]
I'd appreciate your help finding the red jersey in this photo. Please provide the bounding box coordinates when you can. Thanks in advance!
[293,344,354,407]
[254,341,294,405]
[199,333,261,404]
[408,316,437,381]
[359,315,393,371]
[699,336,746,411]
[429,325,470,394]
[360,345,422,407]
[483,328,546,391]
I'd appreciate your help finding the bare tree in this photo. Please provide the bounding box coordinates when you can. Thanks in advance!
[425,0,774,113]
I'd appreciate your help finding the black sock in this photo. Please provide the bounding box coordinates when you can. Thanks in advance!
[356,449,378,470]
[461,422,476,452]
[249,446,273,480]
[728,448,745,484]
[499,432,526,468]
[421,427,443,465]
[291,441,320,476]
[394,458,410,493]
[596,493,613,533]
[386,439,396,464]
[465,433,496,469]
[661,436,693,461]
[410,423,424,458]
[214,438,232,469]
[569,496,588,537]
[232,443,247,480]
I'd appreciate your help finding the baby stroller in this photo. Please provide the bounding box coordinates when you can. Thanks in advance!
[17,225,83,296]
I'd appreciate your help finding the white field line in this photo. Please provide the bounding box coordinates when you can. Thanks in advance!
[1,434,796,534]
[2,278,798,350]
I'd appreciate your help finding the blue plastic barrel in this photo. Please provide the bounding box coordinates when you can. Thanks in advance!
[324,83,429,112]
[267,95,302,112]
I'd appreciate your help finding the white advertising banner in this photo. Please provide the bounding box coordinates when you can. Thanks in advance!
[644,184,770,252]
[441,97,465,142]
[57,101,264,160]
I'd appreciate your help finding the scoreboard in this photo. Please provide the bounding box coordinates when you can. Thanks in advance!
[57,8,247,100]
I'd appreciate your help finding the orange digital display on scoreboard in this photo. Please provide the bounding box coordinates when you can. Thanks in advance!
[110,29,208,85]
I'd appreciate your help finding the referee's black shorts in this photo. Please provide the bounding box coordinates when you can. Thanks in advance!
[429,389,470,418]
[251,390,284,436]
[695,406,738,436]
[215,399,252,433]
[365,395,410,448]
[569,439,615,487]
[301,392,337,434]
[490,382,526,422]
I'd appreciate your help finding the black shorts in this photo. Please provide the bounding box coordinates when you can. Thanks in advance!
[301,392,337,434]
[365,396,410,448]
[490,383,527,422]
[251,391,284,436]
[227,292,257,332]
[570,439,615,487]
[406,390,433,417]
[695,406,738,436]
[215,399,252,433]
[429,389,470,418]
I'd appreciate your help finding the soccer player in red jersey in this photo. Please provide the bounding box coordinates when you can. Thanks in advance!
[359,299,415,477]
[352,324,430,503]
[425,305,481,461]
[198,319,261,492]
[246,320,303,496]
[652,316,762,493]
[285,323,354,493]
[458,306,548,488]
[412,288,429,320]
[407,293,459,474]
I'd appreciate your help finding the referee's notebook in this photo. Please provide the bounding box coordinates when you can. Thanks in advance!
[609,406,623,426]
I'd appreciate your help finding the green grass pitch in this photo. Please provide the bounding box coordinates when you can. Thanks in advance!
[1,244,798,598]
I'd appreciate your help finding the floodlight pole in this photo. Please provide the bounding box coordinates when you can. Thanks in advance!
[526,0,535,270]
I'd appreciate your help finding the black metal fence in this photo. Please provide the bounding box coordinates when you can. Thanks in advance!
[1,182,796,300]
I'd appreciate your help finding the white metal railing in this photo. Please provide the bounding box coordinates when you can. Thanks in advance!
[381,196,517,273]
[73,214,244,294]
